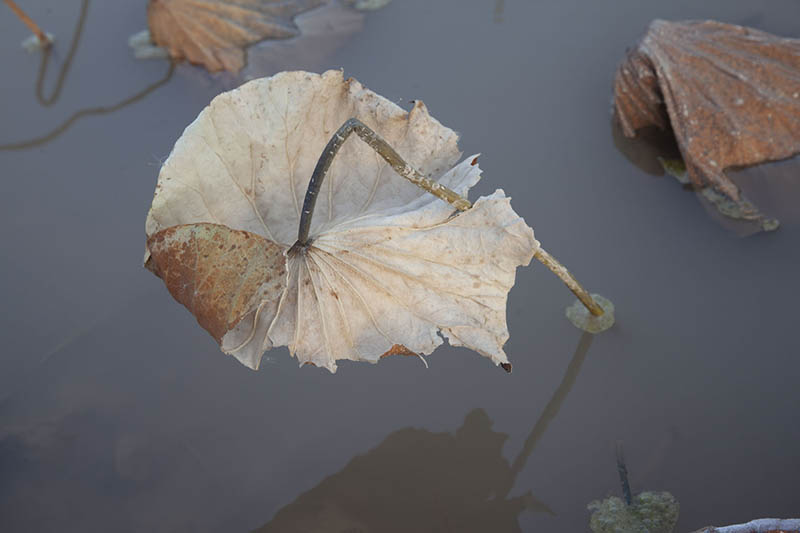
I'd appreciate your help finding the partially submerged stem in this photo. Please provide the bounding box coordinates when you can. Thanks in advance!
[616,441,633,505]
[4,0,51,47]
[535,248,605,317]
[294,118,471,247]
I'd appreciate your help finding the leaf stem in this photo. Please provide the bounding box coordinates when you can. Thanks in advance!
[616,441,633,505]
[293,117,607,321]
[294,118,471,247]
[4,0,51,47]
[534,248,605,316]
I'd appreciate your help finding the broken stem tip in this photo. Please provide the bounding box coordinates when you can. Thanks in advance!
[534,248,604,316]
[294,117,471,247]
[4,0,51,47]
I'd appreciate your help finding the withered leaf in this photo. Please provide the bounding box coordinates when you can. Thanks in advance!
[145,70,538,372]
[147,0,326,72]
[146,223,286,369]
[613,20,800,217]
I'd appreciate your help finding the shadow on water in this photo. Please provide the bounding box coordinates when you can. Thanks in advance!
[0,0,174,151]
[255,333,594,533]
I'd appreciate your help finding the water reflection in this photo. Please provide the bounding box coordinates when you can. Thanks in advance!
[256,333,593,532]
[610,116,681,178]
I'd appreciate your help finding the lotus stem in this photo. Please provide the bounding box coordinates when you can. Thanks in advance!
[294,118,607,320]
[36,0,89,107]
[534,248,605,316]
[4,0,51,47]
[616,441,633,505]
[295,118,471,247]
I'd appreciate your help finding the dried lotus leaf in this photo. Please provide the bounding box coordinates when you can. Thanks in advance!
[613,19,800,218]
[145,71,538,372]
[147,0,326,72]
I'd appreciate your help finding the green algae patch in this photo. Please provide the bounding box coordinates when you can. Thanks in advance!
[588,491,679,533]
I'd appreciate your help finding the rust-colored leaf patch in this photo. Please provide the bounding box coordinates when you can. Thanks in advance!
[613,19,800,219]
[147,0,326,72]
[146,223,286,343]
[380,344,418,358]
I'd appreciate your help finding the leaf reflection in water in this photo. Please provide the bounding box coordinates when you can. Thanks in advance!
[256,333,594,533]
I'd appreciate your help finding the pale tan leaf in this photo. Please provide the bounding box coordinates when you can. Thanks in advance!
[145,70,538,372]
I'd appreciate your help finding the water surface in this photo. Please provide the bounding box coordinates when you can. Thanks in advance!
[1,1,799,531]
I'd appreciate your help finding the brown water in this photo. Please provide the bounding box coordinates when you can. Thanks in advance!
[1,1,799,531]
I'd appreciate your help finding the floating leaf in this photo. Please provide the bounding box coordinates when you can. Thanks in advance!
[145,70,539,372]
[613,20,800,221]
[146,0,326,72]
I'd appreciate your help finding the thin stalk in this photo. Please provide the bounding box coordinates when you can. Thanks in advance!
[0,61,175,151]
[616,441,633,505]
[294,118,471,247]
[534,248,605,316]
[4,0,51,47]
[36,0,89,107]
[293,117,605,319]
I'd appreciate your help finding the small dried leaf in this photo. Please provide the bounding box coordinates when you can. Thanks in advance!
[147,0,326,72]
[614,20,800,215]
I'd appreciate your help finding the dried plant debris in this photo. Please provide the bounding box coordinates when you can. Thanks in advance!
[145,70,538,372]
[146,0,326,72]
[343,0,391,10]
[613,19,800,227]
[692,518,800,533]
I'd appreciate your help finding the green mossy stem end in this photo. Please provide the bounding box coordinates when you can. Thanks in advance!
[566,294,615,333]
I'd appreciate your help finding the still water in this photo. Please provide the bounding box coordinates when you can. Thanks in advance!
[1,1,799,531]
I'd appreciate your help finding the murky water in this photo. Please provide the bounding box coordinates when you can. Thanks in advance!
[1,1,799,531]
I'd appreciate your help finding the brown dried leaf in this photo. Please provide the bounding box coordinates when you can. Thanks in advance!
[147,0,326,72]
[379,344,417,358]
[613,20,800,215]
[146,223,286,368]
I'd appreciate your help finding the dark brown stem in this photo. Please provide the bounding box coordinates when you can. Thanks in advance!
[294,118,471,247]
[616,441,633,505]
